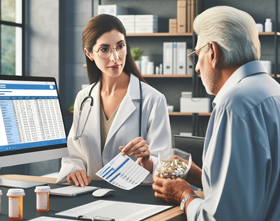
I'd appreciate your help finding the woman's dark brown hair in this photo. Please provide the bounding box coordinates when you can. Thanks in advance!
[83,14,146,84]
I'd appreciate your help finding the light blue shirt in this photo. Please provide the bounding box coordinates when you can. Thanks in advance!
[187,61,280,221]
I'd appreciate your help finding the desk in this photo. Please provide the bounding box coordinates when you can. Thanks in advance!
[0,175,187,221]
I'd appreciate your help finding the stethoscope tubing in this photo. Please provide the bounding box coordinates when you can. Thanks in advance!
[74,77,142,140]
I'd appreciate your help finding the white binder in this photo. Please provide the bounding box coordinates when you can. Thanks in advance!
[177,42,186,75]
[163,42,173,75]
[187,48,193,75]
[173,42,177,74]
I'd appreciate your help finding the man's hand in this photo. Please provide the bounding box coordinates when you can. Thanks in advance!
[152,175,194,204]
[168,155,203,188]
[66,170,92,187]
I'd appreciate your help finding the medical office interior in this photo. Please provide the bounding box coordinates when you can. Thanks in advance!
[0,0,280,220]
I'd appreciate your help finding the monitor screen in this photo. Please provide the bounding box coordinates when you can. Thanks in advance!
[0,75,68,168]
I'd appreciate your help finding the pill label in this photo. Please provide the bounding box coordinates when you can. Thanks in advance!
[9,197,19,218]
[37,193,47,210]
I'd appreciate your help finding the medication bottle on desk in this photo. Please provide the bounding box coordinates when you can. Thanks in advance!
[7,189,25,220]
[35,186,50,212]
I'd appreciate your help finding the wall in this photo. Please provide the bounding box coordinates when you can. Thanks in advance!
[59,0,93,135]
[25,0,59,82]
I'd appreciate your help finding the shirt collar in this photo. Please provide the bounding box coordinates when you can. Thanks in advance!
[213,60,267,106]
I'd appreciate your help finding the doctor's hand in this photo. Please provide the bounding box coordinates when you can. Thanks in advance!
[66,170,92,187]
[153,175,195,205]
[168,155,202,189]
[119,137,153,173]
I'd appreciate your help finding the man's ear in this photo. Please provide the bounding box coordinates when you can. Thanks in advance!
[209,42,221,69]
[84,48,94,61]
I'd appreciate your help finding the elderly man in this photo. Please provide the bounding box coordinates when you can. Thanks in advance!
[153,6,280,221]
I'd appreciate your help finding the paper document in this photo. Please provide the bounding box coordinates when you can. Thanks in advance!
[30,217,79,221]
[55,200,172,221]
[96,152,149,190]
[50,185,99,197]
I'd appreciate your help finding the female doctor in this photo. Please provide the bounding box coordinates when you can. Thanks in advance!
[57,14,172,187]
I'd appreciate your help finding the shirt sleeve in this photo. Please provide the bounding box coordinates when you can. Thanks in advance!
[142,94,172,183]
[187,107,271,221]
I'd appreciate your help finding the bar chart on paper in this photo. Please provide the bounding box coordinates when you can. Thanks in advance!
[96,153,149,190]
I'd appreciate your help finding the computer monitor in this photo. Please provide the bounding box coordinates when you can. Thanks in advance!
[0,75,68,188]
[174,135,204,168]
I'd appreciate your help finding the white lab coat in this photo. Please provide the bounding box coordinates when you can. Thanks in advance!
[57,74,172,183]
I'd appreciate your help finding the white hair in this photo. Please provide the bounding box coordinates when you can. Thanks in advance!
[193,6,260,66]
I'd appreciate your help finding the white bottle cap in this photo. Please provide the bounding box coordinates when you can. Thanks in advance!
[0,190,2,196]
[35,186,51,193]
[266,18,271,22]
[7,189,25,196]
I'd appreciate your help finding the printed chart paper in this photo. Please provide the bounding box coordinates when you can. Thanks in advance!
[96,153,149,190]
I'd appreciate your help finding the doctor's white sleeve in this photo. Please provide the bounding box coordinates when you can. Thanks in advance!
[143,94,172,183]
[56,91,88,183]
[187,107,272,221]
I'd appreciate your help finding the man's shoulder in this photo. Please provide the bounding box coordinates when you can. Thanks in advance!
[216,73,280,118]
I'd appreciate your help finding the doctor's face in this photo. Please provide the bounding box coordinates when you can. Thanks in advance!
[90,29,127,78]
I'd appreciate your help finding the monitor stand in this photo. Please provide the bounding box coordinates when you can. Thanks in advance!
[0,177,46,188]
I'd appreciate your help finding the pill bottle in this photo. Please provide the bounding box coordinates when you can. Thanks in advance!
[7,189,25,220]
[34,186,50,212]
[0,189,2,214]
[147,62,154,75]
[141,56,149,74]
[159,64,163,74]
[265,18,272,32]
[155,66,159,74]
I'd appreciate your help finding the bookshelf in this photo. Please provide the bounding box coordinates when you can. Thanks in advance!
[125,32,279,37]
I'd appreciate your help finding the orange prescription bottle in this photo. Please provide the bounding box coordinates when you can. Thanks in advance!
[7,189,25,220]
[34,186,50,212]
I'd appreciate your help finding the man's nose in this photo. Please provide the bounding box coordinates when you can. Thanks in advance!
[110,48,119,61]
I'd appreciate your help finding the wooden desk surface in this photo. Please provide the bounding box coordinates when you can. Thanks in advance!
[1,175,204,220]
[0,174,57,184]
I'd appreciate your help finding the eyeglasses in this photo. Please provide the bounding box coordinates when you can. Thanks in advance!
[93,42,129,59]
[187,43,209,65]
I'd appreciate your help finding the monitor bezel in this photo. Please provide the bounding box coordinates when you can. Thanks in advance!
[0,75,67,158]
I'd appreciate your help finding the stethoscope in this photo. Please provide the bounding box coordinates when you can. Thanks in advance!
[74,78,143,140]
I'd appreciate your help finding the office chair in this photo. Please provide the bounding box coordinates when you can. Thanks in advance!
[173,135,204,168]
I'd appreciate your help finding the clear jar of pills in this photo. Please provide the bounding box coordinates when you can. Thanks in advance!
[34,186,50,212]
[7,189,25,220]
